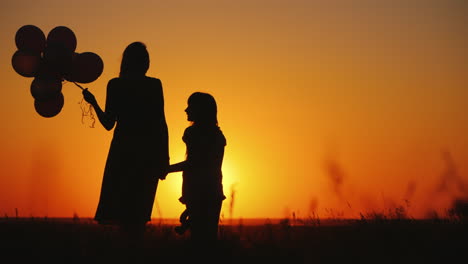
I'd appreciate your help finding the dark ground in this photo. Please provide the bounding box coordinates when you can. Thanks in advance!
[0,217,467,263]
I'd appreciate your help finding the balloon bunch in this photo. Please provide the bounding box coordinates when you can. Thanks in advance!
[12,25,104,118]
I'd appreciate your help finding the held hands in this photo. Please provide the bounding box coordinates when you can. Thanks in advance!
[158,164,169,180]
[158,164,177,180]
[82,88,97,106]
[159,170,168,180]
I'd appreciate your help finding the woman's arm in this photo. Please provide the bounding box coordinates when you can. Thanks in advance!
[82,88,116,131]
[157,79,170,167]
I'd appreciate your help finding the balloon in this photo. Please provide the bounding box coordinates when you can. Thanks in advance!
[35,59,63,80]
[30,77,62,101]
[11,50,41,77]
[34,92,64,118]
[67,52,104,83]
[15,25,46,53]
[47,26,77,52]
[43,43,73,76]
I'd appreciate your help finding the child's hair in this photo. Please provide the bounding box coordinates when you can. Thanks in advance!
[188,92,218,126]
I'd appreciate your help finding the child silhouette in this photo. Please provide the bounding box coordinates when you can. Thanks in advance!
[166,92,226,241]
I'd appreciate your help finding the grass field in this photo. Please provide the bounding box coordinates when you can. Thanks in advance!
[1,216,467,263]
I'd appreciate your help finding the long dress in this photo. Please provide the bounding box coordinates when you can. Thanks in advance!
[94,76,169,225]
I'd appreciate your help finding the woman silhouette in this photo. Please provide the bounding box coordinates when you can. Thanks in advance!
[167,92,226,242]
[83,42,169,240]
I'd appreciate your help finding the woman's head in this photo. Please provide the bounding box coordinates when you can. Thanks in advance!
[185,92,218,126]
[119,42,149,77]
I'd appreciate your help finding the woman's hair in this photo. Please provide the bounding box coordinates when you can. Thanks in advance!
[188,92,218,126]
[119,42,149,77]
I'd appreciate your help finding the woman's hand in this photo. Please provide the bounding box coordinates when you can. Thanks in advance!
[82,88,97,106]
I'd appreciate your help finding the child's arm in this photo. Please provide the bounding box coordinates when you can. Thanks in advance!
[160,161,185,180]
[167,161,187,173]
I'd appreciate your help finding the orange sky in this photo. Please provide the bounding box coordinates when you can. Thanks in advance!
[1,0,467,220]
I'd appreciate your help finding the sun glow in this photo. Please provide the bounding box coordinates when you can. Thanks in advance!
[1,0,467,220]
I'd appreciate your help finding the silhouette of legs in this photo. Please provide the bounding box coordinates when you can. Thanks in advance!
[119,221,147,254]
[174,208,191,235]
[189,200,222,242]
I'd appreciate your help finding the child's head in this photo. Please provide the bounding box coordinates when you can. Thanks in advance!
[185,92,218,126]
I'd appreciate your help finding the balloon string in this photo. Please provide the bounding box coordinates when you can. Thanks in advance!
[78,98,95,128]
[72,82,85,90]
[65,81,95,127]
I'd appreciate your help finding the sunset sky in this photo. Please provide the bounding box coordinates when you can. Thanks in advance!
[1,0,467,220]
